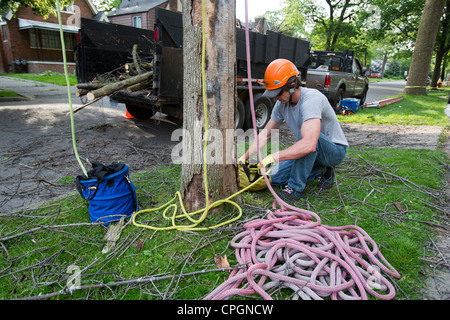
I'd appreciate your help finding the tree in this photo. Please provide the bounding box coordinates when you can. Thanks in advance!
[263,10,302,36]
[91,0,122,12]
[0,0,120,16]
[369,0,425,46]
[180,0,238,212]
[431,0,450,88]
[0,0,72,17]
[283,0,367,51]
[405,0,446,95]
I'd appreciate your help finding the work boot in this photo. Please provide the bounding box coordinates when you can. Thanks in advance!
[277,185,305,201]
[317,167,334,190]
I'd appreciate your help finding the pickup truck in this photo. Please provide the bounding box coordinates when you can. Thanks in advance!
[76,8,311,130]
[305,50,369,112]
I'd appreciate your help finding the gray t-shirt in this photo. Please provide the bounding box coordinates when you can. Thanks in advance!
[271,87,349,147]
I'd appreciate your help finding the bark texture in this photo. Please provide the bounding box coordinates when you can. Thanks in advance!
[180,0,238,211]
[404,0,445,95]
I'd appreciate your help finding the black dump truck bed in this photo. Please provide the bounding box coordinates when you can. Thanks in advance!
[76,8,311,129]
[76,18,154,83]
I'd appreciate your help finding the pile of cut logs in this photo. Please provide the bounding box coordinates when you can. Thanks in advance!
[75,44,153,103]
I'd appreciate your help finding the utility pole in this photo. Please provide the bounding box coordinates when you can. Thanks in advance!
[181,0,238,211]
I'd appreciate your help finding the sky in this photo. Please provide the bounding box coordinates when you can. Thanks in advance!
[235,0,284,22]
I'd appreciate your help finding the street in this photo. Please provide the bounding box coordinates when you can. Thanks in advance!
[366,80,406,103]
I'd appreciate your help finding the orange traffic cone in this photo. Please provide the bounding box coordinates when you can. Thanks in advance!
[122,110,135,119]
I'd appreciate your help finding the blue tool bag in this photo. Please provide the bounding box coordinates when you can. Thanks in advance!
[76,162,139,225]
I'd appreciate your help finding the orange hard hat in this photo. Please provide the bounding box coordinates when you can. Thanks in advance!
[263,59,299,98]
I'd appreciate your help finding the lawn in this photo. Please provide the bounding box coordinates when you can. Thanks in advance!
[0,83,448,301]
[0,146,447,300]
[0,71,77,86]
[0,90,20,97]
[338,93,449,127]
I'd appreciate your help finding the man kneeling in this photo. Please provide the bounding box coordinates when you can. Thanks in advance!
[239,59,349,201]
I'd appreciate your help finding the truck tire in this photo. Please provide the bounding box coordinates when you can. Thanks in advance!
[244,93,273,130]
[359,86,368,106]
[236,98,245,129]
[125,104,154,119]
[332,88,344,113]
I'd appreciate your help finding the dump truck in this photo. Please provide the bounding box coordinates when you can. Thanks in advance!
[306,50,369,112]
[76,8,311,130]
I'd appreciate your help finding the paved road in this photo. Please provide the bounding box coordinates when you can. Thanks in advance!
[366,80,406,103]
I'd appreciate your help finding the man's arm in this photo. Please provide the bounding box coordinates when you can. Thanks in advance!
[272,118,321,162]
[241,119,281,161]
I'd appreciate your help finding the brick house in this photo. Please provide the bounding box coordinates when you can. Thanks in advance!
[107,0,181,30]
[0,0,108,74]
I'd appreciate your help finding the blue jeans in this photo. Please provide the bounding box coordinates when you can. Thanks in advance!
[271,133,347,192]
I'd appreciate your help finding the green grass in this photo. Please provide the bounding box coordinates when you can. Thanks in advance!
[338,94,449,126]
[1,72,77,86]
[0,147,448,300]
[0,91,448,300]
[0,90,20,97]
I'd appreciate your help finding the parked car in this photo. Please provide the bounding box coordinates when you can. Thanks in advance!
[368,73,382,78]
[305,50,369,113]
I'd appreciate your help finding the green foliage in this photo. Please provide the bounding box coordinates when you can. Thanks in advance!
[367,0,425,45]
[282,0,370,51]
[0,0,72,18]
[92,0,122,12]
[0,90,19,97]
[271,0,438,75]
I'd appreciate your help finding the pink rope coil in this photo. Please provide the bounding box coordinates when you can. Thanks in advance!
[204,202,401,300]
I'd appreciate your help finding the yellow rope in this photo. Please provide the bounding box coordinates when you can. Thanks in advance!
[201,0,210,207]
[132,174,268,231]
[132,0,269,231]
[57,0,267,231]
[405,86,427,89]
[56,0,88,177]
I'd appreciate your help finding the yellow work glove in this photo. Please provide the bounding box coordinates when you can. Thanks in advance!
[238,155,247,165]
[261,154,275,168]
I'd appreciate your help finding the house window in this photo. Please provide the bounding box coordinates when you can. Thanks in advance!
[2,26,7,41]
[29,29,73,50]
[132,16,142,28]
[61,3,74,13]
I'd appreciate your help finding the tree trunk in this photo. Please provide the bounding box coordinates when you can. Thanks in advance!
[441,51,449,80]
[404,0,445,95]
[431,0,450,88]
[181,0,238,212]
[381,51,389,78]
[431,50,445,88]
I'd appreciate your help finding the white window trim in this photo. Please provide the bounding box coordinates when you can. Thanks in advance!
[61,3,75,13]
[132,15,142,28]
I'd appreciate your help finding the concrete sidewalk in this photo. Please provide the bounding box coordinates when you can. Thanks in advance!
[0,75,77,102]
